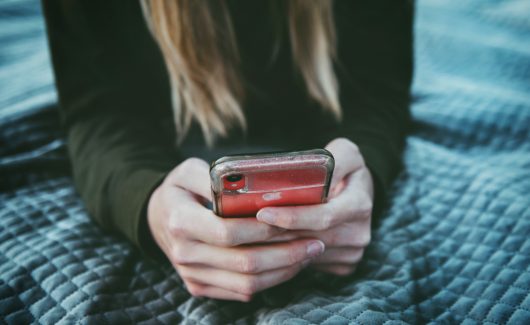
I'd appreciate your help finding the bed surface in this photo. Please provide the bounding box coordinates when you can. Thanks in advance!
[1,0,530,323]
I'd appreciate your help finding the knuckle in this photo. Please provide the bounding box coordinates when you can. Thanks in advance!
[353,250,365,263]
[335,137,360,154]
[215,223,236,246]
[342,204,357,221]
[345,249,364,263]
[360,232,372,247]
[354,197,373,220]
[352,232,371,247]
[285,217,298,230]
[357,207,372,221]
[237,253,260,274]
[334,137,352,148]
[347,139,360,153]
[326,231,340,246]
[281,213,297,229]
[174,157,202,179]
[186,283,204,297]
[352,143,360,154]
[174,163,187,179]
[321,216,332,231]
[170,245,188,265]
[239,277,259,296]
[168,213,186,237]
[319,209,334,230]
[181,157,200,170]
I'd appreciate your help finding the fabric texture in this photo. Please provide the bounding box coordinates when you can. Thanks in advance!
[1,0,530,324]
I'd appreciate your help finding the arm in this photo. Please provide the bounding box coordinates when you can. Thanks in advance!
[43,0,180,249]
[44,1,324,301]
[258,0,413,275]
[335,0,413,215]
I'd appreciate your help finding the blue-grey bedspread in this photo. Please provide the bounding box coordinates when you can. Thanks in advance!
[1,0,530,323]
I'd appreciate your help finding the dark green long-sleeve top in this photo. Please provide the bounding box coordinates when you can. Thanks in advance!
[43,0,413,251]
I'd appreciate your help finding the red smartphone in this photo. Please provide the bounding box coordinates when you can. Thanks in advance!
[210,149,334,217]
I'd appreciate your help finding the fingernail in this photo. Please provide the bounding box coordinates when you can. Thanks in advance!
[257,211,275,224]
[307,241,325,258]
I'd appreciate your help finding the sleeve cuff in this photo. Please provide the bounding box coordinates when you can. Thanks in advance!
[356,143,398,218]
[112,168,169,258]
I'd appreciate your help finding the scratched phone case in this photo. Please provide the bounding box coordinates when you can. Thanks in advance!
[210,149,334,217]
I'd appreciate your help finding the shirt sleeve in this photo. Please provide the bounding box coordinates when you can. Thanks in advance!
[42,0,180,251]
[334,0,413,216]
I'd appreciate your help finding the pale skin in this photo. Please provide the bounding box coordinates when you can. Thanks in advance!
[147,137,374,301]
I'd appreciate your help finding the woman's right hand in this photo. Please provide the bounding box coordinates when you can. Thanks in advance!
[147,158,325,302]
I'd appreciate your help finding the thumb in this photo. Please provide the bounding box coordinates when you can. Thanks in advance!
[325,138,364,193]
[168,157,212,202]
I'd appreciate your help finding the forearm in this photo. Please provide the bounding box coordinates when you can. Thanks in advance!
[43,0,179,248]
[335,0,413,215]
[66,108,177,247]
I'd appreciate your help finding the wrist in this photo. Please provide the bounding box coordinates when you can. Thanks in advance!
[137,172,169,260]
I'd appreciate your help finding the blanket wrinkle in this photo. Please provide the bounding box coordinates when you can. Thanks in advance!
[1,0,529,323]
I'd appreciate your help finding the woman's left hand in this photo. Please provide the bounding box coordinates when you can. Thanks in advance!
[257,138,374,276]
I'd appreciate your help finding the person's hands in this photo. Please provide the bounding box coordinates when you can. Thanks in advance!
[147,158,326,301]
[257,138,374,276]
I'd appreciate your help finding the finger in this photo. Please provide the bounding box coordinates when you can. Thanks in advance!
[257,203,335,231]
[285,223,371,248]
[185,281,252,302]
[332,169,374,220]
[311,247,364,265]
[178,262,308,296]
[169,157,212,201]
[172,239,325,274]
[170,197,285,246]
[264,232,301,243]
[325,138,364,192]
[312,264,357,276]
[257,171,373,231]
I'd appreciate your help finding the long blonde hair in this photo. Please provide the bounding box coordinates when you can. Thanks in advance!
[141,0,341,145]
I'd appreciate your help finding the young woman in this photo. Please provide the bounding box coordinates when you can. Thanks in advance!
[43,0,412,301]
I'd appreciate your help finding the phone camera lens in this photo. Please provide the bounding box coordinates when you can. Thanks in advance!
[223,174,245,191]
[226,174,243,182]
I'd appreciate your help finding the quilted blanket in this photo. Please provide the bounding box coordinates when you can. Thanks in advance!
[1,0,530,323]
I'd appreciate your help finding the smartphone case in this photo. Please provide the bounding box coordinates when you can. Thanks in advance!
[210,149,334,217]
